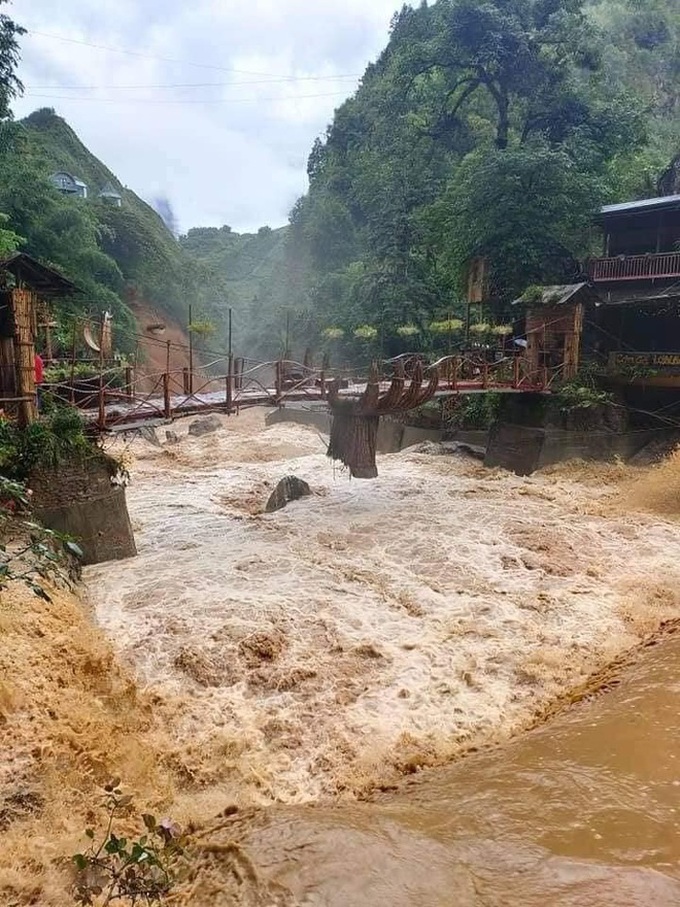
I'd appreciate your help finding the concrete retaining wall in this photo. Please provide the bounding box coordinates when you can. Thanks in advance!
[265,407,443,453]
[485,422,659,475]
[265,406,331,435]
[267,404,656,476]
[30,457,137,565]
[442,429,490,449]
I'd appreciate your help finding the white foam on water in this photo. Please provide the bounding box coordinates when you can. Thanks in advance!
[85,410,680,803]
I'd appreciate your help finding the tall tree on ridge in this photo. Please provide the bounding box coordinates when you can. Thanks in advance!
[0,0,24,121]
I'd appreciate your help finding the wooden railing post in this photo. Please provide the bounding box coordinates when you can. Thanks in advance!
[125,365,135,401]
[163,372,171,418]
[226,354,233,411]
[98,382,106,430]
[513,354,520,388]
[69,321,77,405]
[275,359,283,401]
[482,360,489,388]
[183,367,190,395]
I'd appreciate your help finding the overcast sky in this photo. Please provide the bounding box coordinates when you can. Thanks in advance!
[12,0,402,234]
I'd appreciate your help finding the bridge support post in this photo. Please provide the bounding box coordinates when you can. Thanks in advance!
[182,367,190,395]
[163,373,171,419]
[125,366,135,401]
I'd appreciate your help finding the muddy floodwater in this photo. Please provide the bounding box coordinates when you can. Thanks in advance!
[229,632,680,906]
[85,410,680,904]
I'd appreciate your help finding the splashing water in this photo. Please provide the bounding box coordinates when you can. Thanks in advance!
[84,410,680,807]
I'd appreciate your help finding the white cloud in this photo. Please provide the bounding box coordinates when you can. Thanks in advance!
[12,0,402,232]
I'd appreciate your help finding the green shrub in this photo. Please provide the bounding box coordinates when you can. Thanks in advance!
[0,475,80,599]
[445,392,502,429]
[0,407,93,480]
[519,285,544,305]
[556,381,614,412]
[71,782,187,906]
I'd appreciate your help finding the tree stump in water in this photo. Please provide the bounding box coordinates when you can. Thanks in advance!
[326,360,439,479]
[327,405,379,479]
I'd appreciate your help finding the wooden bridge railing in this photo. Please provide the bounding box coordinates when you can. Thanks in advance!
[40,350,563,431]
[589,251,680,283]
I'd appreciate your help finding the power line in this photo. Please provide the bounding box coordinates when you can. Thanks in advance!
[23,90,351,106]
[24,76,360,90]
[25,28,362,81]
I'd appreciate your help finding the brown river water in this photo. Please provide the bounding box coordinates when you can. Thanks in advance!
[227,633,680,906]
[86,410,680,905]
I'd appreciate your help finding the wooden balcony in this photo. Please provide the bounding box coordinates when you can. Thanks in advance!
[589,251,680,282]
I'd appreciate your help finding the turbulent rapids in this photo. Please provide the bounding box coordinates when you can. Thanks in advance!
[5,408,680,905]
[86,410,680,806]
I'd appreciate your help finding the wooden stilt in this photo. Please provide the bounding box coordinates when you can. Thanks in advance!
[12,289,37,427]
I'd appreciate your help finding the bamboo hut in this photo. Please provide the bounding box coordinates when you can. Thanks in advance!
[0,253,80,426]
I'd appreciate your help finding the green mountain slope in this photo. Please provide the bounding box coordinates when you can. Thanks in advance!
[11,109,225,352]
[0,109,234,356]
[22,108,125,200]
[274,0,680,363]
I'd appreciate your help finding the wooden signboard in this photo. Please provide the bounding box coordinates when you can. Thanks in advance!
[609,351,680,373]
[467,258,487,304]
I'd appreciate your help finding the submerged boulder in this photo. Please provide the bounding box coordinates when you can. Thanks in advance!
[265,475,312,513]
[188,415,221,437]
[165,430,180,445]
[138,425,161,447]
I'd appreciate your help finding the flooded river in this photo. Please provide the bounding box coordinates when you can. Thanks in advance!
[215,631,680,906]
[86,410,680,904]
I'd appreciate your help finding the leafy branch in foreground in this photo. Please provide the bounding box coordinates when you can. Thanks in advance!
[0,476,80,599]
[72,781,186,906]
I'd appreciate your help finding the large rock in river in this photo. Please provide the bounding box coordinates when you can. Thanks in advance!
[265,476,312,513]
[188,415,221,437]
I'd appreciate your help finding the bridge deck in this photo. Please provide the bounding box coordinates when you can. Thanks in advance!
[87,379,550,431]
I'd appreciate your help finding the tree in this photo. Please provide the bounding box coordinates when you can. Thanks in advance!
[0,210,22,254]
[399,0,602,150]
[0,0,24,121]
[437,143,604,305]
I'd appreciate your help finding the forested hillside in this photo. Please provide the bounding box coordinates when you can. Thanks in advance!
[274,0,680,363]
[179,224,291,356]
[0,108,236,356]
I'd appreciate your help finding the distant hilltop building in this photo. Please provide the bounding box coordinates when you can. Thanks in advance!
[50,172,123,206]
[50,171,88,198]
[98,182,122,206]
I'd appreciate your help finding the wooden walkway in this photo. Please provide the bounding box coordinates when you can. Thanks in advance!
[91,381,550,432]
[37,352,560,432]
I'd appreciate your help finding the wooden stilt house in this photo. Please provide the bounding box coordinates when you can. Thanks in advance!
[514,283,601,385]
[0,253,79,426]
